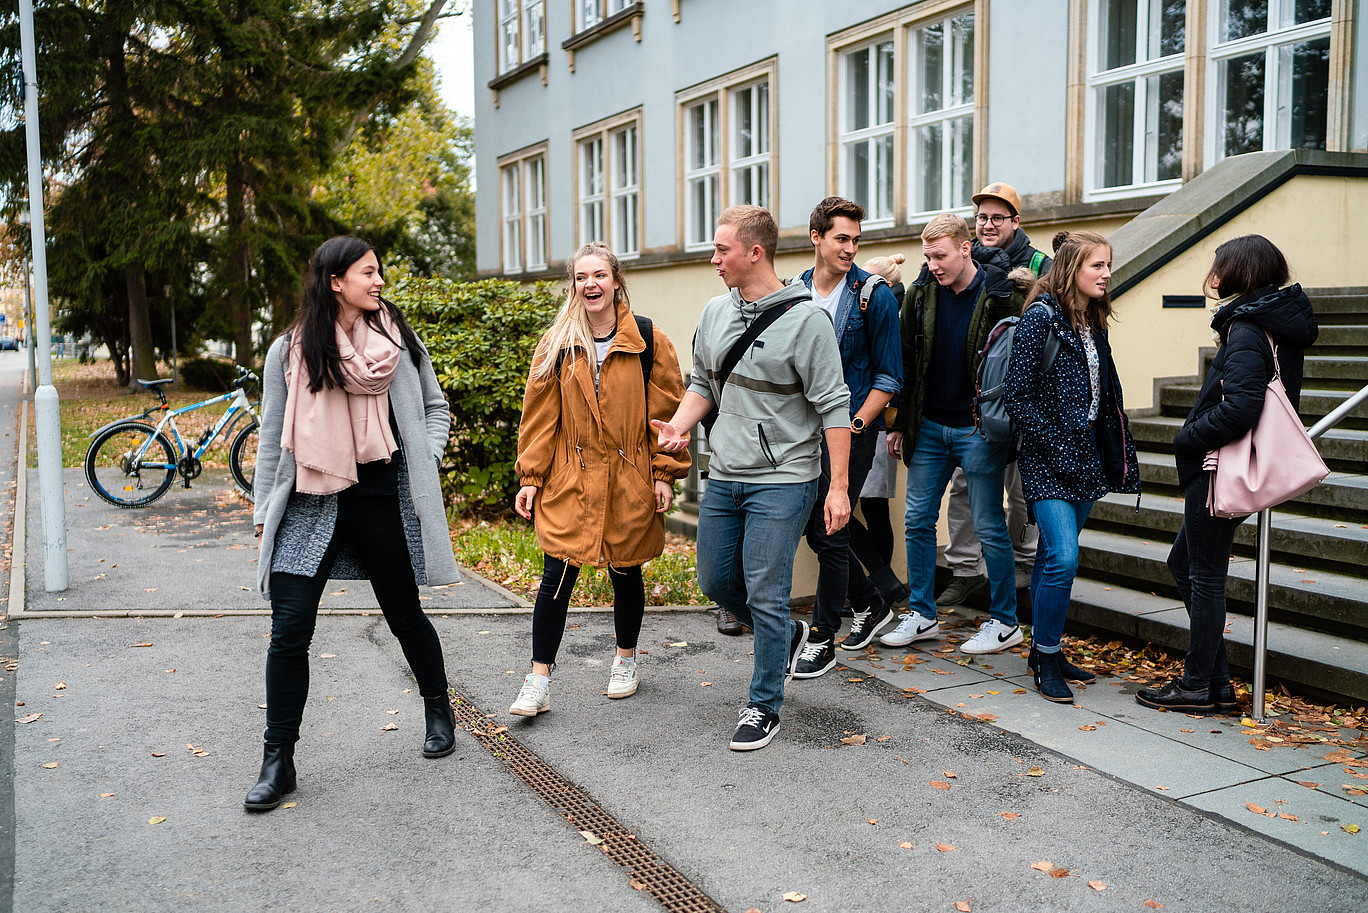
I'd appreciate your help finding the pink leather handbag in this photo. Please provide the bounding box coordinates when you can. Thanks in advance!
[1203,333,1328,519]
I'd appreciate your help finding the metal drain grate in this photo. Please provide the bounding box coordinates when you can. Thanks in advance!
[451,691,728,913]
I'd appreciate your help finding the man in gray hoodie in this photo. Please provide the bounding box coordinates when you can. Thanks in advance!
[654,204,851,751]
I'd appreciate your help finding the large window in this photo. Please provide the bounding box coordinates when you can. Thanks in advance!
[498,148,548,273]
[1088,1,1186,197]
[908,12,975,216]
[497,0,545,74]
[574,110,642,256]
[840,38,896,224]
[677,60,777,250]
[576,0,633,32]
[1207,0,1331,162]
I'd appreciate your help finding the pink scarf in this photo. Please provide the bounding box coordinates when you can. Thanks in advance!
[282,311,401,495]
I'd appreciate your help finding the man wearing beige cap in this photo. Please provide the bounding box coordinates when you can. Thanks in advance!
[936,181,1052,609]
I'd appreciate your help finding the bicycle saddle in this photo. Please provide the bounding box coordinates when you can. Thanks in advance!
[137,379,175,388]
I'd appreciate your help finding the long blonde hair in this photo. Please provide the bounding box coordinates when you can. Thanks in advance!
[529,242,630,385]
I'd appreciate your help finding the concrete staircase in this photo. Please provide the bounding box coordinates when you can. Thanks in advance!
[1064,287,1368,704]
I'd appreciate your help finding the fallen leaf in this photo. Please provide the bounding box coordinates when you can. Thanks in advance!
[1344,787,1367,796]
[579,831,604,845]
[840,734,867,746]
[148,817,166,824]
[936,843,956,852]
[630,879,647,891]
[99,793,115,798]
[1180,729,1195,733]
[53,682,66,690]
[1049,868,1071,879]
[1013,688,1027,694]
[1246,802,1268,815]
[1087,881,1107,891]
[701,682,713,687]
[1026,766,1045,777]
[782,891,806,902]
[1298,781,1320,789]
[1000,812,1021,821]
[129,642,153,648]
[930,780,952,790]
[41,762,58,769]
[975,713,999,722]
[876,735,891,742]
[848,678,865,683]
[15,713,41,724]
[868,819,878,825]
[380,723,398,731]
[1144,902,1164,909]
[955,902,972,912]
[1078,725,1097,731]
[1156,786,1170,791]
[1342,823,1360,834]
[281,802,297,808]
[1031,861,1054,872]
[1279,813,1299,820]
[668,641,687,647]
[943,771,958,779]
[151,752,165,758]
[898,842,913,849]
[319,653,336,659]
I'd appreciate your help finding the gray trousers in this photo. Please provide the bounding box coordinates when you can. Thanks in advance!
[943,463,1037,576]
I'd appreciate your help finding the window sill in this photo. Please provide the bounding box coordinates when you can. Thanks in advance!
[487,52,550,106]
[1082,179,1181,205]
[562,2,645,72]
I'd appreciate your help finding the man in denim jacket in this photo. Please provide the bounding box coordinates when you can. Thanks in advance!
[791,197,903,679]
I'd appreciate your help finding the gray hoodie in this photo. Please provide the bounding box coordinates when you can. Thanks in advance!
[688,281,850,483]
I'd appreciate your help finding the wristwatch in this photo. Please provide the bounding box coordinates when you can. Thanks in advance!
[851,416,867,434]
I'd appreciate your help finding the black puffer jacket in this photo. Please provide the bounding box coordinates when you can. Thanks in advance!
[1172,284,1319,487]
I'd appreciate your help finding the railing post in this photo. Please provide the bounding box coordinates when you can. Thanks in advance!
[1251,508,1273,722]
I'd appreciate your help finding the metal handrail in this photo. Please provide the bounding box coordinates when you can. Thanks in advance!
[1251,381,1368,721]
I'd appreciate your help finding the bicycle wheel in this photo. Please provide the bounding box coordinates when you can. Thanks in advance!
[84,422,177,507]
[229,421,259,500]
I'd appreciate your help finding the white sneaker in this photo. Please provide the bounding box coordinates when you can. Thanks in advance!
[509,674,550,716]
[880,612,940,647]
[606,655,639,699]
[960,619,1024,654]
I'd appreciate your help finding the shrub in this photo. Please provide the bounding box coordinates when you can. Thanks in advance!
[391,275,561,514]
[178,356,238,392]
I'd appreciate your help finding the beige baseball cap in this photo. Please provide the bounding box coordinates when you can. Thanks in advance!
[971,181,1022,216]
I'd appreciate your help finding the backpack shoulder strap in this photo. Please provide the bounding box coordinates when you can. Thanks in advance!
[1029,250,1046,276]
[857,274,886,312]
[634,314,653,394]
[1025,300,1062,377]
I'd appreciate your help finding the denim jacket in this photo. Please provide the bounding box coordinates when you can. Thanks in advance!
[800,263,902,428]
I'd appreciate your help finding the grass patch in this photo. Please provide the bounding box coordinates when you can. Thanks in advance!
[451,516,706,607]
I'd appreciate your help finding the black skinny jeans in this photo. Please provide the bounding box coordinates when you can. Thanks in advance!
[1168,474,1242,690]
[804,430,880,641]
[850,497,895,571]
[531,555,644,666]
[264,489,448,744]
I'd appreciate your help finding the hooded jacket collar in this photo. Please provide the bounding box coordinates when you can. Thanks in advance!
[1212,283,1318,349]
[731,277,813,323]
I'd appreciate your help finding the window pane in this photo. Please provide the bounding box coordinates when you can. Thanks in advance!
[953,14,974,105]
[1102,0,1138,70]
[529,157,545,209]
[498,0,519,70]
[1221,0,1268,41]
[528,213,545,268]
[754,163,769,210]
[756,83,770,153]
[951,116,973,208]
[877,40,896,125]
[1287,36,1330,149]
[876,133,894,219]
[849,140,869,213]
[1151,69,1184,180]
[614,194,636,253]
[848,48,870,131]
[690,104,706,170]
[708,100,719,166]
[1290,0,1331,26]
[615,127,636,188]
[736,87,754,159]
[525,0,545,56]
[1098,82,1136,188]
[581,0,600,30]
[916,121,943,212]
[919,23,944,113]
[1223,51,1266,157]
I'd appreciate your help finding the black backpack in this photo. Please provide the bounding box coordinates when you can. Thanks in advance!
[974,300,1061,445]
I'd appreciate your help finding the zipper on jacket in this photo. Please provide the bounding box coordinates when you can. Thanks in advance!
[757,424,778,468]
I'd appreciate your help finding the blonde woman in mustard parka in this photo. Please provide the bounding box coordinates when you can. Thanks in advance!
[509,242,690,717]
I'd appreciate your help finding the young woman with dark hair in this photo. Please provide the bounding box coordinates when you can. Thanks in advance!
[1005,230,1139,703]
[1137,235,1317,714]
[245,236,461,811]
[509,242,690,716]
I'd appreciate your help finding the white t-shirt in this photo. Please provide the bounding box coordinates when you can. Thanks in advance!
[810,282,842,322]
[592,334,614,393]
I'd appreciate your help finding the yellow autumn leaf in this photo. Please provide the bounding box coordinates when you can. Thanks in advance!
[148,816,166,824]
[782,891,806,902]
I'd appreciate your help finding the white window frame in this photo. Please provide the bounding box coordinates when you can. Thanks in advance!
[573,109,643,257]
[576,0,633,33]
[676,59,778,252]
[906,12,977,219]
[498,145,549,274]
[730,79,771,211]
[497,0,546,74]
[1204,0,1333,165]
[839,37,898,227]
[1084,0,1187,202]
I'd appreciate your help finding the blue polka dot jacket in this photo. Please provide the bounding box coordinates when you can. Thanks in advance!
[1003,294,1140,503]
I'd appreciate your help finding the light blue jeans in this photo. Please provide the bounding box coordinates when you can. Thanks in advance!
[904,418,1017,626]
[1028,499,1094,652]
[697,478,818,714]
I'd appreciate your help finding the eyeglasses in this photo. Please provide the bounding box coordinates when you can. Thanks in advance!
[975,213,1013,226]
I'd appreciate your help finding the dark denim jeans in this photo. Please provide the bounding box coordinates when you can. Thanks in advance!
[697,478,818,714]
[1028,498,1094,652]
[1169,474,1243,689]
[804,430,880,641]
[264,490,448,744]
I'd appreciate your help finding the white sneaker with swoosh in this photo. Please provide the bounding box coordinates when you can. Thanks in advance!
[960,619,1024,654]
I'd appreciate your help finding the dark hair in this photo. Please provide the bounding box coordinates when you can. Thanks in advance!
[291,236,422,393]
[1027,230,1114,333]
[1203,234,1290,300]
[809,196,865,237]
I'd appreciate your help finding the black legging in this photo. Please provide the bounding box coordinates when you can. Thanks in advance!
[264,489,448,744]
[531,554,644,666]
[852,497,895,568]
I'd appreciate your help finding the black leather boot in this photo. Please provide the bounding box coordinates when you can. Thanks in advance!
[1033,650,1074,703]
[1028,645,1096,684]
[244,741,296,812]
[422,696,457,758]
[1210,680,1239,715]
[1135,679,1216,713]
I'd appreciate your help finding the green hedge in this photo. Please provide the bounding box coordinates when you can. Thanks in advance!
[391,276,562,514]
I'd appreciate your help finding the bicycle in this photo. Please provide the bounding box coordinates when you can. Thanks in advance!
[84,365,261,508]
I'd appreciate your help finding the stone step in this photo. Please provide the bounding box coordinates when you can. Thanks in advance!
[1089,491,1368,569]
[1127,414,1368,468]
[1312,324,1368,350]
[1062,577,1368,705]
[1075,528,1368,636]
[1157,384,1368,430]
[1306,287,1368,316]
[1303,354,1368,383]
[1133,451,1368,517]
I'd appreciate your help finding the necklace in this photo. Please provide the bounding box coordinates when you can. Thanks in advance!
[590,319,616,338]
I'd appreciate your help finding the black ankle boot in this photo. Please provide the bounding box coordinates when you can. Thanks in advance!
[1210,680,1239,715]
[1135,679,1216,713]
[244,741,296,812]
[1028,645,1096,684]
[422,696,456,758]
[1033,650,1074,703]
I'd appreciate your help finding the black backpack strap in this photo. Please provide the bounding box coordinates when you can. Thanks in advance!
[702,302,797,430]
[1025,300,1062,377]
[634,314,653,395]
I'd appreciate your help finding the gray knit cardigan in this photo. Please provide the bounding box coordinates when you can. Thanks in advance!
[252,332,461,599]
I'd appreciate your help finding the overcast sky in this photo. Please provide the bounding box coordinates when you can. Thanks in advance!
[429,9,475,119]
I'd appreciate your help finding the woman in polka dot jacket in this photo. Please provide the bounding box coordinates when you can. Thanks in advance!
[1004,230,1140,704]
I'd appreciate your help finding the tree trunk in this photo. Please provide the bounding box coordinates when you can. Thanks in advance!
[124,267,157,391]
[224,152,254,367]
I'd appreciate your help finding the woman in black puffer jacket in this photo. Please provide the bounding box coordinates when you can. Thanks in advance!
[1137,235,1318,715]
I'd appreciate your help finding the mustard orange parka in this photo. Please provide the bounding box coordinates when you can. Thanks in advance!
[515,301,691,568]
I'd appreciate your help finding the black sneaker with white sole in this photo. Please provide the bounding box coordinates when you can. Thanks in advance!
[785,620,810,684]
[840,600,893,650]
[729,703,781,751]
[792,638,836,679]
